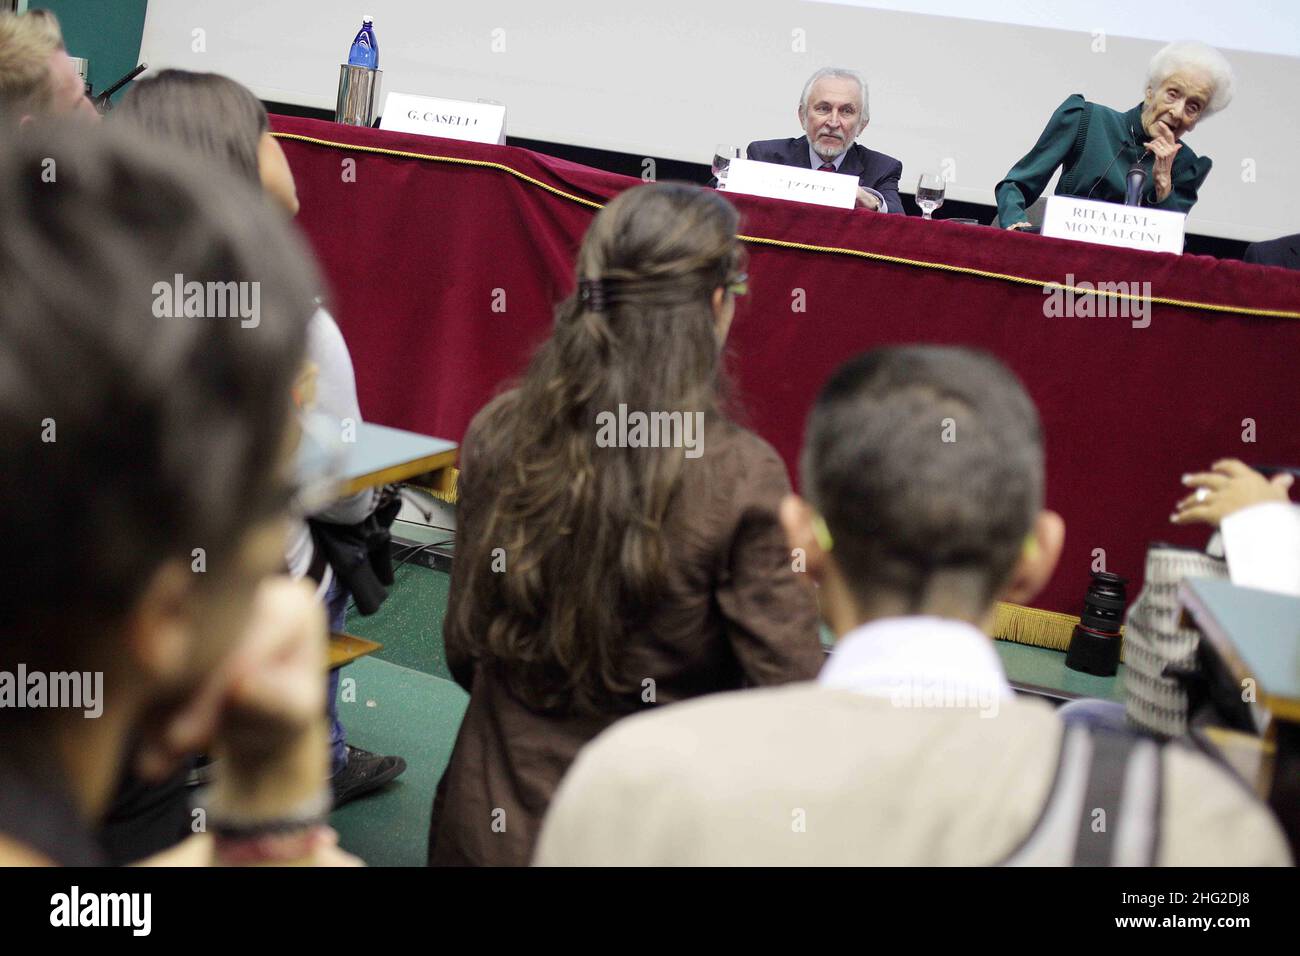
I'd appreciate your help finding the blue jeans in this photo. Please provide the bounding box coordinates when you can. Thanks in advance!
[325,575,350,775]
[1057,698,1129,732]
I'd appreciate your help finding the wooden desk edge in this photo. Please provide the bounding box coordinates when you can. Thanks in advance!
[328,632,384,670]
[1179,581,1300,724]
[341,448,458,494]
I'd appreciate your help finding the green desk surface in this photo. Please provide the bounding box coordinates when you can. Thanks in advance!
[297,421,456,490]
[297,421,457,499]
[1181,577,1300,719]
[342,422,457,488]
[818,624,1124,703]
[994,640,1124,703]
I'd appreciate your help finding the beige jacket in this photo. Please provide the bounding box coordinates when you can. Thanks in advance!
[535,684,1292,866]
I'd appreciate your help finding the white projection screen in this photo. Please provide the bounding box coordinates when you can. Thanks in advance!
[140,0,1300,241]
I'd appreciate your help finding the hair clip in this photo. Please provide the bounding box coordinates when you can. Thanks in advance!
[812,514,834,552]
[577,278,608,312]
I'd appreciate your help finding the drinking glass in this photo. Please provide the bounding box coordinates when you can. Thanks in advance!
[713,145,741,188]
[916,172,946,220]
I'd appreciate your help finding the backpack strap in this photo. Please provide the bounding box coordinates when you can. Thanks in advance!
[1002,723,1162,866]
[1076,729,1162,865]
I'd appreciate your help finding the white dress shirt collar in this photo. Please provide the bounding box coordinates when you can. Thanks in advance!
[819,616,1013,711]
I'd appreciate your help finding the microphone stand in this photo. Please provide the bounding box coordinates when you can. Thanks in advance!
[1124,164,1149,207]
[93,63,148,114]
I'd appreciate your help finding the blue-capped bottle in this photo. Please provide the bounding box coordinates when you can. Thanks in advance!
[348,15,379,70]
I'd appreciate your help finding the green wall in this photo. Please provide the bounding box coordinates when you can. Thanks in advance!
[31,0,148,102]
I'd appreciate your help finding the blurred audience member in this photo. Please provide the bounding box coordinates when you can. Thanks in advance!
[116,70,407,807]
[0,122,354,866]
[0,9,99,126]
[1173,458,1299,596]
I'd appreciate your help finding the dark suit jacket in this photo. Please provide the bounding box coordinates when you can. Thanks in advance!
[746,136,904,214]
[1244,233,1300,271]
[427,396,825,866]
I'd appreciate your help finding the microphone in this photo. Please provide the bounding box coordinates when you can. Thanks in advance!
[1124,163,1148,207]
[93,63,148,114]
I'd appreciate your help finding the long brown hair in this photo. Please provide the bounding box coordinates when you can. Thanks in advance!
[454,183,745,715]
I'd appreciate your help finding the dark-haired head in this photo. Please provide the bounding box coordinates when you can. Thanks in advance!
[785,345,1064,629]
[115,69,266,181]
[0,121,318,800]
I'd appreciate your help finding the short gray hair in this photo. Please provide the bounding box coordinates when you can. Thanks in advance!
[800,67,869,124]
[1147,41,1235,117]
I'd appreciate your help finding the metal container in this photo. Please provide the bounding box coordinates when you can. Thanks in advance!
[69,56,90,94]
[335,64,382,127]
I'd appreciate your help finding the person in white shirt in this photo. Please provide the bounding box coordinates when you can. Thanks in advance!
[1172,459,1300,597]
[116,69,405,807]
[534,346,1291,866]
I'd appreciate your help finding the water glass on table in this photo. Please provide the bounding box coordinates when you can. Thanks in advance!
[916,172,946,219]
[713,145,741,189]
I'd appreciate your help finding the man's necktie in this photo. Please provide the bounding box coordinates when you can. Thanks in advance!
[818,162,835,172]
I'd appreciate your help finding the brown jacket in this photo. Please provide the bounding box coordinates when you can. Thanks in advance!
[428,404,824,865]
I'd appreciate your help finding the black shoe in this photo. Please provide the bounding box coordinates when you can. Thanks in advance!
[331,746,407,807]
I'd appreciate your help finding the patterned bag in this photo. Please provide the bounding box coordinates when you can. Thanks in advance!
[1122,543,1229,738]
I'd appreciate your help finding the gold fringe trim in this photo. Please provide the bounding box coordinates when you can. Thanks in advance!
[415,466,458,505]
[994,601,1126,662]
[274,129,1300,322]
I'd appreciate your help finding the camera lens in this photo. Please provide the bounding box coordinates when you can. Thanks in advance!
[1079,571,1127,634]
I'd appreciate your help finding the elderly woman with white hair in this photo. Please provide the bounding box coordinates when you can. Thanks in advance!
[996,40,1234,229]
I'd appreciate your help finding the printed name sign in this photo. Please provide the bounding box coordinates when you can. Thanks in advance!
[380,92,506,145]
[1041,196,1186,255]
[723,157,858,209]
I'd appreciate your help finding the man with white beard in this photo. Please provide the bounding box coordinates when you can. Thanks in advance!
[746,67,904,214]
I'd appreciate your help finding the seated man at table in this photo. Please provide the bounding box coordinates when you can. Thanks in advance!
[746,66,903,214]
[1243,232,1300,271]
[535,346,1291,866]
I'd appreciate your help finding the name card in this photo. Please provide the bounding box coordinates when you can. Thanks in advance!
[380,92,506,145]
[1041,196,1186,255]
[723,157,857,209]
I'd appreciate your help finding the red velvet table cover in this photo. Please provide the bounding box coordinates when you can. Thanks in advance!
[271,115,1300,616]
